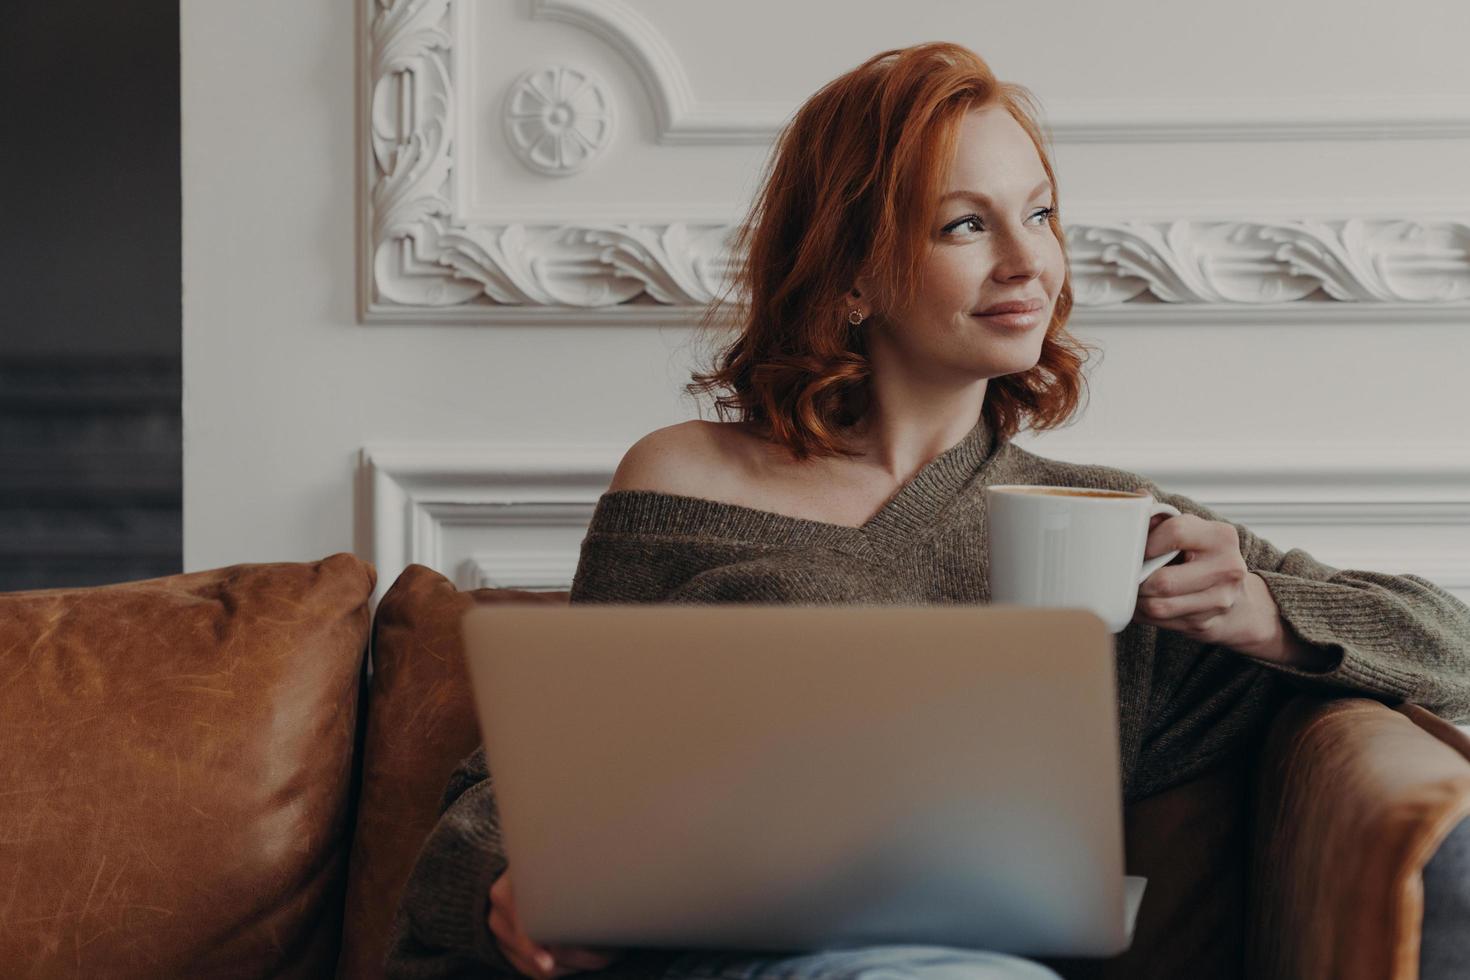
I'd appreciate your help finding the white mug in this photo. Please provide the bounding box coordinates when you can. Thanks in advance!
[983,485,1182,634]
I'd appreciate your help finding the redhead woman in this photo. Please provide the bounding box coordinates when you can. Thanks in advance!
[386,42,1470,980]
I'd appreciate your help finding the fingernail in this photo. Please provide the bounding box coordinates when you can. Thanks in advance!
[538,952,554,971]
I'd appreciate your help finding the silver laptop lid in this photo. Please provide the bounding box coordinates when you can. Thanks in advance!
[462,604,1130,958]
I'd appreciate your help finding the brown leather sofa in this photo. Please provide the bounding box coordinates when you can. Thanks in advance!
[2,555,1468,979]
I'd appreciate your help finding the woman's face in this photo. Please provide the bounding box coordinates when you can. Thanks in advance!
[863,104,1066,383]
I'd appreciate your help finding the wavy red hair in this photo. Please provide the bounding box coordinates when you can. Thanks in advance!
[685,42,1098,461]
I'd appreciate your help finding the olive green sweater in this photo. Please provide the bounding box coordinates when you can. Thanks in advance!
[386,414,1470,978]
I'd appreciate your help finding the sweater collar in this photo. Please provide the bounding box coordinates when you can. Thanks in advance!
[590,413,1002,558]
[843,411,998,555]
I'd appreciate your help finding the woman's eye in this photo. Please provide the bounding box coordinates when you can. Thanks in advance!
[944,207,1055,235]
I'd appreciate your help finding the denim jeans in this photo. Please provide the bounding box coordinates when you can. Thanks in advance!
[596,945,1063,980]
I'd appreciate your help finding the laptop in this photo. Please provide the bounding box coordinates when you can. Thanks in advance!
[461,603,1147,958]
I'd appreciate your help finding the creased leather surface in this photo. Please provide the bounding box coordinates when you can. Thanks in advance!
[1038,761,1249,980]
[336,565,564,980]
[1399,703,1470,765]
[1247,696,1470,980]
[0,553,374,979]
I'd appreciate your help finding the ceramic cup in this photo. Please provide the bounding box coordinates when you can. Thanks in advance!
[983,485,1183,634]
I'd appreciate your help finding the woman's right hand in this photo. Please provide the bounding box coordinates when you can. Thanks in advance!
[488,867,624,979]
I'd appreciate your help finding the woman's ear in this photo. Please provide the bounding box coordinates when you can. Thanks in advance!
[848,274,876,308]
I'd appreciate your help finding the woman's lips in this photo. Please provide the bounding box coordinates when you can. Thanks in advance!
[973,308,1045,329]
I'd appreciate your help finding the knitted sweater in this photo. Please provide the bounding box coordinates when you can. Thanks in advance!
[385,414,1470,978]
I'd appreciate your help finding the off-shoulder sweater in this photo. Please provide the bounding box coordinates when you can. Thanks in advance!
[385,414,1470,978]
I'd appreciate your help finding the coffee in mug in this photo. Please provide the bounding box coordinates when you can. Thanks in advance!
[983,485,1182,633]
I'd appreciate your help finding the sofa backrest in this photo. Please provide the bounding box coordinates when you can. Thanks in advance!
[336,564,565,979]
[0,553,375,977]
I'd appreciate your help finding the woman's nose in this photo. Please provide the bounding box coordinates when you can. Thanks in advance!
[990,227,1047,281]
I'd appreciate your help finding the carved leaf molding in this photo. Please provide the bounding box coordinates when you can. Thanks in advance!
[362,0,1470,319]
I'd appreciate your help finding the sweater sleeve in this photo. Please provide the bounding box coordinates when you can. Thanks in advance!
[385,746,518,979]
[1145,480,1470,723]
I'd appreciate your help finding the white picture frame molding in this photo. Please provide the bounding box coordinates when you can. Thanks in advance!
[360,0,1470,326]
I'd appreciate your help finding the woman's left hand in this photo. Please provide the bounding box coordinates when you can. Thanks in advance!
[1130,494,1277,652]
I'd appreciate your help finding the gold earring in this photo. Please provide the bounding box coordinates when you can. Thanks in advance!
[848,309,865,325]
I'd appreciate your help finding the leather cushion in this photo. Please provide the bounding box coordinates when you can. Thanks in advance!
[1247,697,1470,980]
[1039,761,1250,980]
[1399,703,1470,980]
[336,564,565,979]
[0,553,375,977]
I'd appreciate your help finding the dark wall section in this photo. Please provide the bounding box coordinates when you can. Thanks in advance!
[0,2,181,589]
[2,2,180,356]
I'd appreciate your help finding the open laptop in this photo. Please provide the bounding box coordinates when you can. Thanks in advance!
[461,604,1146,959]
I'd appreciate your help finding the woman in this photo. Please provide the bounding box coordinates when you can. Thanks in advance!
[386,42,1470,980]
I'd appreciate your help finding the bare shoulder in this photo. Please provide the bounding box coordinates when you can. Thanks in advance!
[606,420,876,524]
[607,420,740,496]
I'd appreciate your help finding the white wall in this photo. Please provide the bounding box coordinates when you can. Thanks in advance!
[183,0,1470,605]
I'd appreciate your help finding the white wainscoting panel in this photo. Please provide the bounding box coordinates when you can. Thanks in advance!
[362,443,617,605]
[362,441,1470,609]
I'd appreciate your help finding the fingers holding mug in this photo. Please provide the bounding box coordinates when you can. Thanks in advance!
[1137,498,1183,584]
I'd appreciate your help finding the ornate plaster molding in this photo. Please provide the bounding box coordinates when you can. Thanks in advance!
[527,0,773,145]
[360,0,1470,323]
[1067,218,1470,305]
[528,0,1470,145]
[502,65,616,176]
[360,441,616,604]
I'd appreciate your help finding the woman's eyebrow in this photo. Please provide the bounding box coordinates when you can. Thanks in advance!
[940,179,1052,206]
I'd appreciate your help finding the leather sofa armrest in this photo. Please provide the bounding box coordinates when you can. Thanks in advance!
[1246,695,1470,980]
